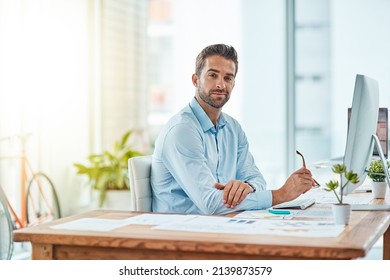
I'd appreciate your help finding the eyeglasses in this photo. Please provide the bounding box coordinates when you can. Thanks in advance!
[296,150,320,187]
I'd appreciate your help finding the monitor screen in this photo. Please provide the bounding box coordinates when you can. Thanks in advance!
[343,74,379,195]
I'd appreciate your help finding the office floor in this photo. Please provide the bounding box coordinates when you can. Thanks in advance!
[11,242,31,260]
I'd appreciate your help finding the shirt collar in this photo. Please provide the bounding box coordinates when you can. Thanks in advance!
[189,97,227,132]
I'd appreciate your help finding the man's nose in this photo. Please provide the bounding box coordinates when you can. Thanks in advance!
[216,78,226,89]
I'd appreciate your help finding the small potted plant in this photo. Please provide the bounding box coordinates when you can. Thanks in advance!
[74,130,143,208]
[368,159,389,198]
[324,164,360,225]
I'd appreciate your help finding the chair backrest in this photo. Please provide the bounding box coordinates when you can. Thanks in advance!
[128,155,152,212]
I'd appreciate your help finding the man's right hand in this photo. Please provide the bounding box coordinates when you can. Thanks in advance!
[215,180,254,209]
[271,167,313,206]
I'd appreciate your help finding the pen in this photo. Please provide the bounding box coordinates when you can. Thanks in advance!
[268,209,291,215]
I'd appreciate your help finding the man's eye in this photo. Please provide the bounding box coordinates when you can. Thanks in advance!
[225,77,234,82]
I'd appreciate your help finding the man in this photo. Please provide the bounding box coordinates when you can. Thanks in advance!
[151,44,314,215]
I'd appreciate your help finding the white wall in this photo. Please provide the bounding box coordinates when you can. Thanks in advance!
[331,0,390,157]
[240,0,286,187]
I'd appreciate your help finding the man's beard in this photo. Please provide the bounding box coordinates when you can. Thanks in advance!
[197,87,230,109]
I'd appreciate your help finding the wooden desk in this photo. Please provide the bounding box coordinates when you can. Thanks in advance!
[13,205,390,260]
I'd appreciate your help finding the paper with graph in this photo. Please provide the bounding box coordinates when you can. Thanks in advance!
[153,215,344,237]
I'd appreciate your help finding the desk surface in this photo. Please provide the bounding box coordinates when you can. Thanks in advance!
[13,202,390,260]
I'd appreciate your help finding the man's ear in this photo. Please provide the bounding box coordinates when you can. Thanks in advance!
[192,74,198,87]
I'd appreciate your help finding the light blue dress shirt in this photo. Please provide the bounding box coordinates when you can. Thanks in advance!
[151,97,273,214]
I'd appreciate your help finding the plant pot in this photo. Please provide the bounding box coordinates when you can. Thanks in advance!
[331,203,351,225]
[104,189,131,210]
[91,189,131,210]
[371,181,387,199]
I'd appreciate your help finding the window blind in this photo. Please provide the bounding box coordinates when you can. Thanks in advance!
[99,0,148,150]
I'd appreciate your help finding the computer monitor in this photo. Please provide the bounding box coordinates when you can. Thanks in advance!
[348,107,388,157]
[342,74,390,195]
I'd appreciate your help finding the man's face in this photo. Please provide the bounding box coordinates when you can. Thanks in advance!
[193,55,236,109]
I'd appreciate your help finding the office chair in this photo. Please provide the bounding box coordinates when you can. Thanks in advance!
[128,155,153,212]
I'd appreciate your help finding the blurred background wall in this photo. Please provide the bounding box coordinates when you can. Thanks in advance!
[0,0,389,216]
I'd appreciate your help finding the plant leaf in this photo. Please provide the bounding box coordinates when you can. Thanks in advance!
[73,129,142,206]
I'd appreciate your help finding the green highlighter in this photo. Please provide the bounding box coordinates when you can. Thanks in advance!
[268,209,291,215]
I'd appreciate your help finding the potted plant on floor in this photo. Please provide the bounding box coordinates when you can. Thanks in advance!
[324,164,360,225]
[368,159,389,198]
[74,130,143,209]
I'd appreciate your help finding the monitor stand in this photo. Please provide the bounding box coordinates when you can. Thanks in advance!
[352,135,390,211]
[370,135,390,188]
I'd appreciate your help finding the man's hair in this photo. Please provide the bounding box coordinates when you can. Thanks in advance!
[195,44,238,76]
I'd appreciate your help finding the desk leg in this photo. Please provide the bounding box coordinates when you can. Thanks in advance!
[32,243,54,260]
[384,225,390,260]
